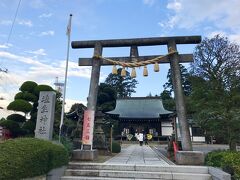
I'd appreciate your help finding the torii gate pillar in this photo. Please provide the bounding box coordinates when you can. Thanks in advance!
[72,43,102,160]
[168,40,192,151]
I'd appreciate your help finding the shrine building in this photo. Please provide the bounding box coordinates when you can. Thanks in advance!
[106,97,206,142]
[106,97,175,141]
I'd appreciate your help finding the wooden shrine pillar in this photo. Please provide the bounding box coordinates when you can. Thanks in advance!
[167,40,192,151]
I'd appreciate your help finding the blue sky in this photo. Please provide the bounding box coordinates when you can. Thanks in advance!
[1,0,240,117]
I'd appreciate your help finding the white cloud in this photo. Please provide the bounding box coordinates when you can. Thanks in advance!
[0,51,44,66]
[0,109,13,119]
[0,45,8,49]
[228,34,240,44]
[18,19,33,27]
[0,20,12,25]
[167,0,182,12]
[29,0,45,9]
[208,31,227,38]
[0,50,101,117]
[157,22,165,28]
[0,43,12,49]
[208,31,240,44]
[26,48,47,56]
[0,51,99,83]
[143,0,156,6]
[65,99,87,112]
[39,30,55,36]
[1,19,33,27]
[39,13,53,18]
[159,0,240,33]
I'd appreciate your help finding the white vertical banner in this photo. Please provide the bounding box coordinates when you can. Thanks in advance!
[82,110,95,145]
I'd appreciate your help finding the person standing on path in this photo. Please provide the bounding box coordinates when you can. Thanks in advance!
[144,133,148,145]
[138,132,144,146]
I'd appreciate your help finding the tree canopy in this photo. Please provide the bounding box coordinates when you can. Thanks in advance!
[105,68,138,98]
[20,81,38,93]
[164,64,192,96]
[7,99,32,113]
[190,35,240,150]
[97,83,116,112]
[160,90,175,111]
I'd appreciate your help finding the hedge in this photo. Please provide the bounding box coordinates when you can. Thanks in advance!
[205,150,240,180]
[112,141,121,153]
[0,138,69,180]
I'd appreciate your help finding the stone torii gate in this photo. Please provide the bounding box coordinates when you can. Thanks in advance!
[71,36,201,160]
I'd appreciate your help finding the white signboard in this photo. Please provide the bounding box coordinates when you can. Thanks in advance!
[35,91,56,140]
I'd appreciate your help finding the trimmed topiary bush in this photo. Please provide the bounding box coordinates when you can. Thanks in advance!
[20,81,38,93]
[34,85,54,96]
[0,138,69,180]
[7,99,33,113]
[7,113,26,123]
[0,119,22,137]
[21,120,36,135]
[112,141,121,153]
[15,92,38,102]
[205,150,240,179]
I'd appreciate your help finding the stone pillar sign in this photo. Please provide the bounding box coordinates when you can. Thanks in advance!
[35,91,56,140]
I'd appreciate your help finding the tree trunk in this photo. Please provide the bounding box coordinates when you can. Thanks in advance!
[229,139,237,151]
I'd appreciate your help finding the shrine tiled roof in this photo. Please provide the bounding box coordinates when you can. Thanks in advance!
[106,97,173,119]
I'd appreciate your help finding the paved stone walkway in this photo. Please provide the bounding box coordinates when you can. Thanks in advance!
[104,144,172,165]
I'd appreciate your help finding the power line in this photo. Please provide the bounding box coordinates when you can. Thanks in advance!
[0,0,22,81]
[6,0,22,45]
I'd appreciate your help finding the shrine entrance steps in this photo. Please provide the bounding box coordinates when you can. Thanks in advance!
[61,163,211,180]
[61,145,212,180]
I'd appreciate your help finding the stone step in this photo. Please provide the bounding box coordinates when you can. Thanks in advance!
[64,169,212,180]
[67,162,209,174]
[61,176,148,180]
[61,176,183,180]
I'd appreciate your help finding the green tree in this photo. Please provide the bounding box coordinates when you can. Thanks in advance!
[160,90,175,111]
[65,103,86,138]
[0,119,22,137]
[97,83,116,112]
[96,83,117,135]
[7,99,32,114]
[190,35,240,150]
[7,114,25,123]
[4,81,58,137]
[163,64,192,96]
[105,68,138,98]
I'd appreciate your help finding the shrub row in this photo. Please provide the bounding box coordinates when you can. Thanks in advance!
[112,141,121,153]
[0,138,69,180]
[205,150,240,180]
